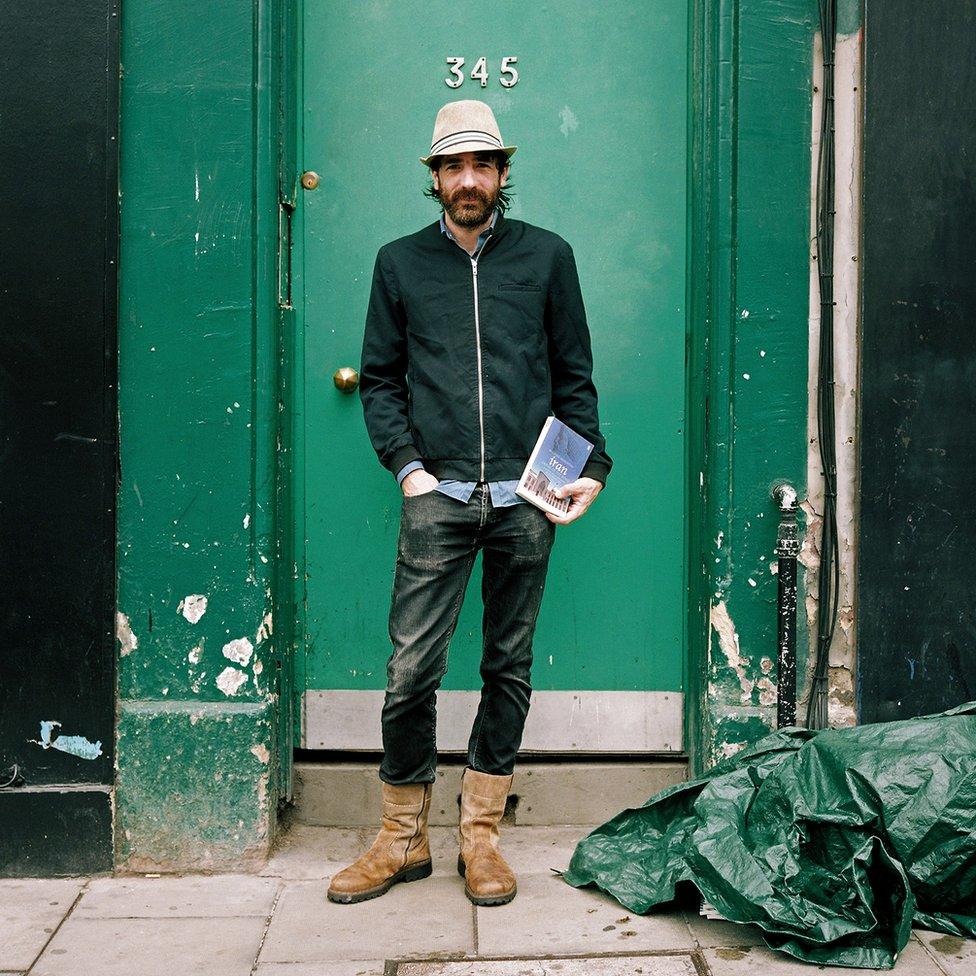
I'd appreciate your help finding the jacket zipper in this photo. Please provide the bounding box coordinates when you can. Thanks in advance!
[470,255,486,482]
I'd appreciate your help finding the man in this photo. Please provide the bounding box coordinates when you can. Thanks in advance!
[327,100,612,907]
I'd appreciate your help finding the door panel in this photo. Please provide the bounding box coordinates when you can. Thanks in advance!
[298,0,688,750]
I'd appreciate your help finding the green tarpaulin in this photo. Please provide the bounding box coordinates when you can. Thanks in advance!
[563,703,976,969]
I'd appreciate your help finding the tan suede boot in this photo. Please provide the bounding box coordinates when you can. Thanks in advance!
[327,782,433,904]
[457,767,517,906]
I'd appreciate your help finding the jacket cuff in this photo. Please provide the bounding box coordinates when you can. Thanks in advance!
[581,460,610,486]
[389,444,423,478]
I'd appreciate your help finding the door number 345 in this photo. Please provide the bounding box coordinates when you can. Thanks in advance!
[445,56,519,89]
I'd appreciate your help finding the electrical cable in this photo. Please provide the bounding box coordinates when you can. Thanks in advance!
[808,0,842,729]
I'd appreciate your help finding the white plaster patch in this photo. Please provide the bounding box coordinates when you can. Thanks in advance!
[250,743,270,764]
[255,612,273,645]
[116,611,138,656]
[559,105,579,137]
[216,666,248,696]
[222,636,254,667]
[178,594,208,624]
[710,600,754,701]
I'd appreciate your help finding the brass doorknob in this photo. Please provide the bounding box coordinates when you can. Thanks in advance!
[333,366,359,392]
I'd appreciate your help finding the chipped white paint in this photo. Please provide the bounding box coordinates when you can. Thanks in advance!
[178,594,208,624]
[243,512,250,529]
[253,659,263,676]
[716,530,724,548]
[740,308,750,318]
[747,577,757,587]
[803,27,861,728]
[255,611,273,645]
[116,611,138,656]
[250,743,270,764]
[709,600,754,701]
[222,636,254,667]
[30,721,102,760]
[188,643,203,665]
[742,373,750,380]
[559,105,579,137]
[216,666,248,696]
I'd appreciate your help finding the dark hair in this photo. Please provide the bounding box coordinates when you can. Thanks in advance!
[423,150,515,214]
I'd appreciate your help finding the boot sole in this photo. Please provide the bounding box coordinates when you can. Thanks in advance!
[457,855,517,907]
[327,858,432,905]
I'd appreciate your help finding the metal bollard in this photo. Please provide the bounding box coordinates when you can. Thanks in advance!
[771,483,800,728]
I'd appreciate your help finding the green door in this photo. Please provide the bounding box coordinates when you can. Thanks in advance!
[295,1,689,753]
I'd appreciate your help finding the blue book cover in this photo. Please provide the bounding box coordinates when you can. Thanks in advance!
[516,416,594,515]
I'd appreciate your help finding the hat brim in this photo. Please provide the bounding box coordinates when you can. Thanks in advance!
[420,142,517,167]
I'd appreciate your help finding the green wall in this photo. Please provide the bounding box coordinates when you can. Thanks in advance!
[116,0,815,865]
[117,0,285,869]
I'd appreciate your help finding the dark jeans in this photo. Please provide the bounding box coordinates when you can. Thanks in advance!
[379,482,557,785]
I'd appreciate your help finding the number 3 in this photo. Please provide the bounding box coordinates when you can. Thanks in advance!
[445,57,464,89]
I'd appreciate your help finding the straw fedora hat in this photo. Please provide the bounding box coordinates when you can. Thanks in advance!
[420,100,517,167]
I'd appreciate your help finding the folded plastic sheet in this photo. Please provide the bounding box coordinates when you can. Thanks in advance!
[562,703,976,969]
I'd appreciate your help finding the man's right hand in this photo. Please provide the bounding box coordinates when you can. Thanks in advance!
[401,469,440,497]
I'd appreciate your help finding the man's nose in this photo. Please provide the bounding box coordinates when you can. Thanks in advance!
[461,167,477,186]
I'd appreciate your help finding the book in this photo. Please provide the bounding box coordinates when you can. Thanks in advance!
[516,416,594,516]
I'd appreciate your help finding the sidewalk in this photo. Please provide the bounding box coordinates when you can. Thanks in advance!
[2,823,972,975]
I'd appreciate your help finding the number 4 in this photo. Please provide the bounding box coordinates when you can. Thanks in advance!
[470,56,488,88]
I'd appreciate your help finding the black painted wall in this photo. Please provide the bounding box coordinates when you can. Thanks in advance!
[0,0,118,873]
[859,2,976,722]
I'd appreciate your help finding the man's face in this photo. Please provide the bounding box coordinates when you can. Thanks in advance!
[432,151,509,228]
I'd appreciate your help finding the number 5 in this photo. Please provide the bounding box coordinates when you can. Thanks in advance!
[500,56,519,88]
[445,57,464,89]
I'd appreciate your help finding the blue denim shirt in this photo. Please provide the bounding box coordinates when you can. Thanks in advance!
[395,210,524,508]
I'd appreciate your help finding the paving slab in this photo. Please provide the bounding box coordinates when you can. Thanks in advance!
[30,916,267,976]
[254,964,386,976]
[396,955,698,975]
[75,874,278,917]
[703,937,945,975]
[0,879,83,971]
[260,878,473,963]
[475,872,693,957]
[685,915,766,948]
[916,928,976,976]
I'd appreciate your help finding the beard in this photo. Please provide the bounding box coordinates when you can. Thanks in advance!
[442,184,498,228]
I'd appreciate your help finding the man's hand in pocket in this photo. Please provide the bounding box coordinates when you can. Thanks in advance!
[402,469,440,497]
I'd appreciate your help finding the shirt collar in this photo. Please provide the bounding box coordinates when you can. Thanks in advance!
[439,209,498,247]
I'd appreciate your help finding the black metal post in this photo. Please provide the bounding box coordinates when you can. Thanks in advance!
[772,483,800,727]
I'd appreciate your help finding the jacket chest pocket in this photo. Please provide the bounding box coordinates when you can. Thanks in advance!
[498,281,542,293]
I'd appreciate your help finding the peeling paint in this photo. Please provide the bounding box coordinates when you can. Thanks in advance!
[188,643,203,665]
[255,611,273,645]
[559,105,579,137]
[178,594,208,624]
[222,636,254,667]
[30,721,103,760]
[216,666,248,696]
[709,600,754,701]
[116,611,138,656]
[250,743,270,763]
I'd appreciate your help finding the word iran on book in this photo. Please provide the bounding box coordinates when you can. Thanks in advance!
[516,417,593,516]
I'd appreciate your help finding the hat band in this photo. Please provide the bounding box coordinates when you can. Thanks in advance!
[428,129,505,157]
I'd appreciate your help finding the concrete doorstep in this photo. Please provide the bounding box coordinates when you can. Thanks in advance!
[0,824,972,976]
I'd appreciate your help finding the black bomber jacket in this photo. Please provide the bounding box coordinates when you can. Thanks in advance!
[358,212,613,486]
